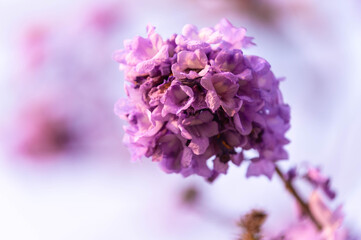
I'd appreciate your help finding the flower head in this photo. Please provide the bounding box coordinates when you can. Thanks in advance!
[114,19,290,180]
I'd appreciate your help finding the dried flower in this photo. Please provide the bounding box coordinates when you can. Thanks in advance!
[114,19,290,180]
[180,186,200,207]
[238,209,267,240]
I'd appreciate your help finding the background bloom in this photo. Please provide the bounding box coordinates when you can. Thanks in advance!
[271,192,349,240]
[3,2,125,163]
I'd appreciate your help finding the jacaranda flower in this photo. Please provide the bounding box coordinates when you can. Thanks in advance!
[114,19,290,181]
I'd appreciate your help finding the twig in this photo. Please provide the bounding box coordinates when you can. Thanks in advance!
[275,165,323,231]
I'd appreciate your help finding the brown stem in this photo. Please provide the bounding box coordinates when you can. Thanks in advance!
[275,165,323,231]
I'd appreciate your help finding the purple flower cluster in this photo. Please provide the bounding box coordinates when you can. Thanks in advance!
[114,19,290,180]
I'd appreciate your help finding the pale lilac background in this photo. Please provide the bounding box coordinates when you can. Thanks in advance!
[0,0,361,239]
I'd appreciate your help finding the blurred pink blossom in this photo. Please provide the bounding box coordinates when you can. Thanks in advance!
[6,2,126,162]
[267,191,350,240]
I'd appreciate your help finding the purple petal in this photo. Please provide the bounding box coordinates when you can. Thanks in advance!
[171,49,208,79]
[205,90,221,112]
[146,24,163,50]
[244,55,271,75]
[201,121,219,138]
[161,83,194,116]
[193,156,212,178]
[112,49,128,64]
[181,24,199,39]
[166,118,180,134]
[215,18,255,49]
[200,73,215,91]
[214,49,244,74]
[114,99,134,119]
[189,137,209,155]
[126,36,156,65]
[233,113,253,135]
[231,152,244,166]
[213,157,229,174]
[246,160,275,179]
[181,146,193,168]
[220,97,240,117]
[181,111,213,126]
[135,45,169,73]
[237,68,253,81]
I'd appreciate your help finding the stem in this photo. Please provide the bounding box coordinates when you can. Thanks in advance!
[275,165,323,231]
